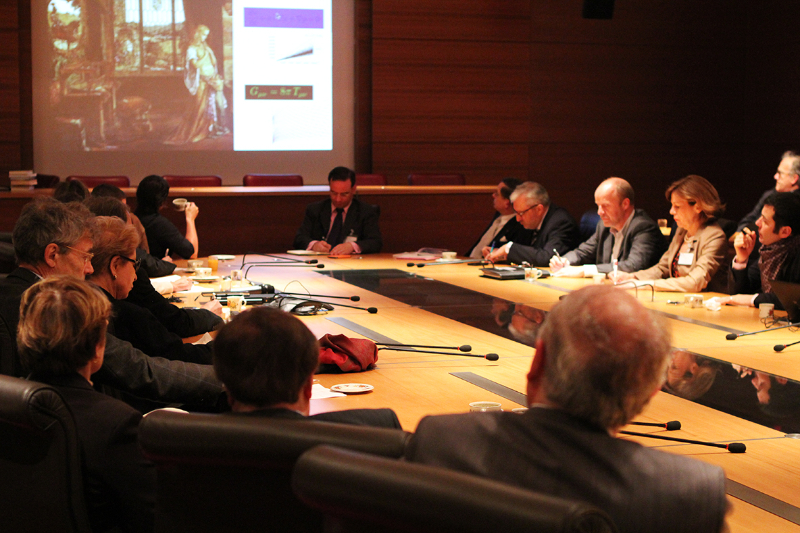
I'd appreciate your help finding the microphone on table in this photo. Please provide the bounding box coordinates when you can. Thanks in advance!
[377,343,472,352]
[316,301,377,313]
[630,421,681,431]
[378,347,498,361]
[774,339,800,352]
[620,430,745,453]
[726,321,800,340]
[244,264,325,278]
[202,284,275,298]
[415,259,474,267]
[261,254,319,264]
[277,291,361,302]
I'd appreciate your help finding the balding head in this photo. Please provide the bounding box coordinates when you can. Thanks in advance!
[594,178,635,231]
[529,285,672,430]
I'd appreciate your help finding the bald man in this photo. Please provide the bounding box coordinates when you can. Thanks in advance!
[550,177,666,277]
[406,285,728,533]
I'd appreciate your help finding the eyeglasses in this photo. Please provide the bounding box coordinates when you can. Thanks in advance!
[61,245,94,263]
[117,255,142,270]
[515,204,540,217]
[777,170,797,178]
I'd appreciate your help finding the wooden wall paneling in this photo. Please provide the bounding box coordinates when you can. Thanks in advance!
[17,0,31,170]
[372,0,531,42]
[372,143,529,184]
[528,43,745,144]
[525,142,759,225]
[0,1,19,29]
[355,0,373,173]
[529,0,747,48]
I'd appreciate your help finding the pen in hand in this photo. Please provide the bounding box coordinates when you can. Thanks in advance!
[612,258,618,284]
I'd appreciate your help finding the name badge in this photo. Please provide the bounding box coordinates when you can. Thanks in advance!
[678,252,694,266]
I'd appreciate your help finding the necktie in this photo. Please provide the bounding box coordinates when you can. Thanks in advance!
[328,208,344,246]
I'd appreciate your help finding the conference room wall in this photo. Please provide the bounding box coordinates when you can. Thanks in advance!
[3,1,800,224]
[363,0,799,223]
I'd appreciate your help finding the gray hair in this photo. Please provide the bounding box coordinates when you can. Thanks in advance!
[13,198,92,266]
[510,181,550,207]
[536,285,672,429]
[782,151,800,176]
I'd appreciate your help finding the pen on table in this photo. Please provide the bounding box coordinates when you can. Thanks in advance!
[612,259,618,284]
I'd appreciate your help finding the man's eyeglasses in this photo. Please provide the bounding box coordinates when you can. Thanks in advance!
[515,204,540,217]
[117,255,142,270]
[777,170,797,178]
[61,245,94,263]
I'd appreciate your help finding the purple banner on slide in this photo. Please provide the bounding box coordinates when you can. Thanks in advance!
[244,8,324,29]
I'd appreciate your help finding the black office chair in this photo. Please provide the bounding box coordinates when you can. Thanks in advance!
[0,374,92,533]
[293,445,618,533]
[139,410,411,533]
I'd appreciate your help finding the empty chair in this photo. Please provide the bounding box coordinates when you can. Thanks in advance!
[243,174,303,187]
[407,173,466,186]
[355,173,388,186]
[293,445,618,533]
[0,374,92,533]
[67,175,130,188]
[34,174,60,188]
[164,175,223,187]
[139,410,410,533]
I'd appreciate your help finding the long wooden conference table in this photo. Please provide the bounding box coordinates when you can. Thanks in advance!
[197,254,799,533]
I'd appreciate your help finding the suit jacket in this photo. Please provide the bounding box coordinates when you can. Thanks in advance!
[730,241,800,309]
[0,268,223,406]
[406,407,727,533]
[32,372,156,533]
[103,288,213,366]
[466,213,535,258]
[506,204,580,266]
[125,268,222,339]
[237,406,403,429]
[293,198,383,253]
[564,209,667,273]
[633,222,728,292]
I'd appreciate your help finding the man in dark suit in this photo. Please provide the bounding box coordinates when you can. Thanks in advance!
[724,192,800,309]
[0,198,224,408]
[213,306,401,429]
[405,285,728,533]
[293,166,382,254]
[466,178,535,259]
[736,151,800,233]
[549,177,666,277]
[484,181,579,266]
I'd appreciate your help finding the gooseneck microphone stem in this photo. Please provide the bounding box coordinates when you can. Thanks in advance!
[377,343,472,352]
[630,421,681,431]
[620,430,746,453]
[774,339,800,352]
[727,321,800,340]
[378,347,499,361]
[278,291,360,301]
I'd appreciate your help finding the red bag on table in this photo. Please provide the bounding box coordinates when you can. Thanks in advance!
[318,334,378,373]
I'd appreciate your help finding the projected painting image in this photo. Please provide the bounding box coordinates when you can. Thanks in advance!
[43,0,331,152]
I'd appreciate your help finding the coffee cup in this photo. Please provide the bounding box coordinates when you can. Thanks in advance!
[469,401,502,412]
[441,251,457,260]
[195,267,212,276]
[173,198,188,211]
[759,303,775,319]
[187,259,203,270]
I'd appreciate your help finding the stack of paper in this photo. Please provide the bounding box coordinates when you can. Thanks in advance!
[9,170,37,191]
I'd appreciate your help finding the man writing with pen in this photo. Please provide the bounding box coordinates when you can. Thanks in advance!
[483,181,579,266]
[293,167,383,255]
[549,177,666,277]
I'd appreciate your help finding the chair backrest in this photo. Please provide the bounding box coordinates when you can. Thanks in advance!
[139,410,410,533]
[0,375,92,533]
[293,445,618,533]
[355,173,388,186]
[579,210,601,242]
[163,175,223,187]
[34,174,61,188]
[407,173,466,186]
[243,174,304,187]
[67,176,131,188]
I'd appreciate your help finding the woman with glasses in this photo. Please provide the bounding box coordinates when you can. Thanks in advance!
[87,216,213,365]
[613,175,728,292]
[17,276,155,533]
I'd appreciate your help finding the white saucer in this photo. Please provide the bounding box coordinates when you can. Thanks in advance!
[210,254,235,261]
[330,383,374,394]
[190,275,220,283]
